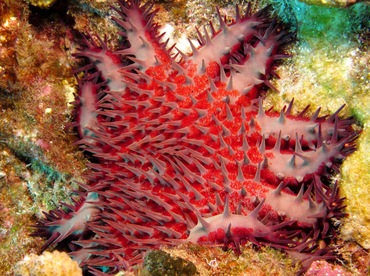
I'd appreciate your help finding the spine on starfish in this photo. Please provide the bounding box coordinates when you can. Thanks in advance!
[35,192,100,251]
[69,72,102,139]
[254,98,356,185]
[183,5,290,98]
[113,0,173,69]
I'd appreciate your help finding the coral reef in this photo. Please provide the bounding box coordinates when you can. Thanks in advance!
[26,0,58,9]
[0,0,368,275]
[14,251,82,276]
[299,0,364,8]
[341,126,370,249]
[305,259,351,276]
[0,1,85,274]
[143,250,197,276]
[161,242,301,275]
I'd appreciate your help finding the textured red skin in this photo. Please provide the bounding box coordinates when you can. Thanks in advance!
[36,0,358,274]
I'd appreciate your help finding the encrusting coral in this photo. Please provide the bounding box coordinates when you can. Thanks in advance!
[14,251,82,276]
[35,0,358,274]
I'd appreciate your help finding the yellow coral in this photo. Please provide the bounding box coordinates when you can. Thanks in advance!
[341,125,370,249]
[299,0,361,7]
[27,0,57,9]
[14,251,82,276]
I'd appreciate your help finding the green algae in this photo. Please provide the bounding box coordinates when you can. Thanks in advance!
[3,136,78,213]
[260,0,368,118]
[267,0,369,43]
[143,250,197,276]
[295,5,355,44]
[0,146,44,275]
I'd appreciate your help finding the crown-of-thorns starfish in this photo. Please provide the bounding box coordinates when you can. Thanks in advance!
[36,0,357,274]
